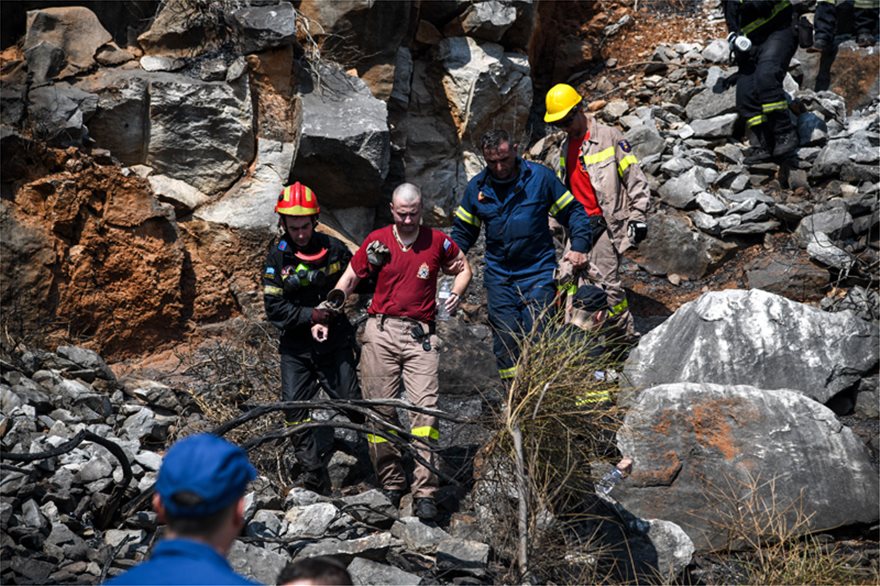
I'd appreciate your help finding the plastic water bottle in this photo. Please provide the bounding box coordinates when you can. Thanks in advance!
[595,467,625,496]
[436,278,452,321]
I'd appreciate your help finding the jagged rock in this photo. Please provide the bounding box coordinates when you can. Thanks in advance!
[797,207,854,243]
[139,56,185,72]
[294,532,399,562]
[690,113,738,138]
[391,516,452,554]
[23,7,112,79]
[695,191,726,215]
[624,122,666,161]
[347,557,422,586]
[745,256,829,301]
[658,167,708,209]
[632,211,736,279]
[292,64,389,209]
[123,380,179,411]
[660,156,694,177]
[623,289,878,404]
[685,67,737,120]
[798,111,829,147]
[28,83,97,146]
[436,36,531,145]
[284,503,341,538]
[246,509,286,540]
[617,383,880,552]
[701,39,729,63]
[228,3,297,54]
[436,537,490,575]
[75,70,148,165]
[443,1,517,42]
[285,487,331,508]
[95,42,134,67]
[55,346,115,382]
[121,407,171,442]
[805,231,855,271]
[137,0,221,58]
[147,72,254,195]
[338,489,398,528]
[195,138,295,230]
[405,37,530,217]
[24,41,67,85]
[228,539,288,585]
[148,175,210,215]
[811,136,880,183]
[722,219,779,236]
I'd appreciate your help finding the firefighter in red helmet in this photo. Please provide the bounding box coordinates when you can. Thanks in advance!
[263,182,363,495]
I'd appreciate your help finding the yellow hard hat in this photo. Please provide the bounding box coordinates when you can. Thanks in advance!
[544,83,582,123]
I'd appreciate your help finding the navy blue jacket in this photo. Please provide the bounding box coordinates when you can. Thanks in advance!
[106,539,258,585]
[451,159,591,286]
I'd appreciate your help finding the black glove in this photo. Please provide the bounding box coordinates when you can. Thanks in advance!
[311,308,331,324]
[627,221,648,245]
[366,241,391,267]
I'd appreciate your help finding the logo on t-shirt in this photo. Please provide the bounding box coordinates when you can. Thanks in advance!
[443,238,452,251]
[417,262,430,279]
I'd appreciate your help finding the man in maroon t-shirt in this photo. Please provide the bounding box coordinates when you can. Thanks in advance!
[335,183,471,522]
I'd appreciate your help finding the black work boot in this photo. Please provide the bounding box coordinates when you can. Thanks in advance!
[414,497,438,522]
[770,112,799,158]
[743,125,773,165]
[381,488,404,508]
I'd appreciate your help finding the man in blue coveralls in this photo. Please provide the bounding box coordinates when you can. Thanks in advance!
[451,129,592,381]
[107,434,258,585]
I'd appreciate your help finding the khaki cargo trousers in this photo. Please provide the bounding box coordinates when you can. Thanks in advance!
[360,315,440,498]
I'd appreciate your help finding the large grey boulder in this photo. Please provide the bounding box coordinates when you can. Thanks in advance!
[228,539,288,585]
[617,383,880,552]
[405,37,530,218]
[75,70,148,165]
[147,72,254,194]
[24,7,112,81]
[811,136,880,183]
[623,289,878,403]
[631,210,737,279]
[291,64,389,209]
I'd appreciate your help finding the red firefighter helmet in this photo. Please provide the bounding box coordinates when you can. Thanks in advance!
[276,182,320,216]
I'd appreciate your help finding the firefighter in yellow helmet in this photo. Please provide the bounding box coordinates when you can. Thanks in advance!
[262,182,363,495]
[545,83,650,344]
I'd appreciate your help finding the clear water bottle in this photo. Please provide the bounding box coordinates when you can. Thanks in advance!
[596,467,625,496]
[436,277,452,321]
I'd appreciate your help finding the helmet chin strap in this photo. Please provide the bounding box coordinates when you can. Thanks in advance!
[294,248,328,263]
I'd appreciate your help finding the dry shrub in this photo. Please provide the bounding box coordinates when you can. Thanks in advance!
[706,470,880,585]
[175,320,293,486]
[474,313,637,583]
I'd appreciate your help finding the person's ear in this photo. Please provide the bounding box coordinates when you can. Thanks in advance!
[152,493,167,524]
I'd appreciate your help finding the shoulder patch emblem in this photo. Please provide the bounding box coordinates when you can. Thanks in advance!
[417,262,430,280]
[264,266,276,279]
[278,239,288,251]
[443,238,452,251]
[618,140,632,153]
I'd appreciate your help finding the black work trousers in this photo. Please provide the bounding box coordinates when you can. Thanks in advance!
[280,344,361,478]
[735,25,797,131]
[814,1,838,44]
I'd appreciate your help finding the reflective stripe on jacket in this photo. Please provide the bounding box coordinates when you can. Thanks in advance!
[557,118,650,253]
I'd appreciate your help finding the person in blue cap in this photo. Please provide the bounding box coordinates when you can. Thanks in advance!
[106,434,259,585]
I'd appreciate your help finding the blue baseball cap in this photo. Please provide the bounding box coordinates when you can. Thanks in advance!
[155,434,257,518]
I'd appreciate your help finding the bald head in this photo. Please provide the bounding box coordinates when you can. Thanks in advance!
[392,183,422,207]
[390,183,422,237]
